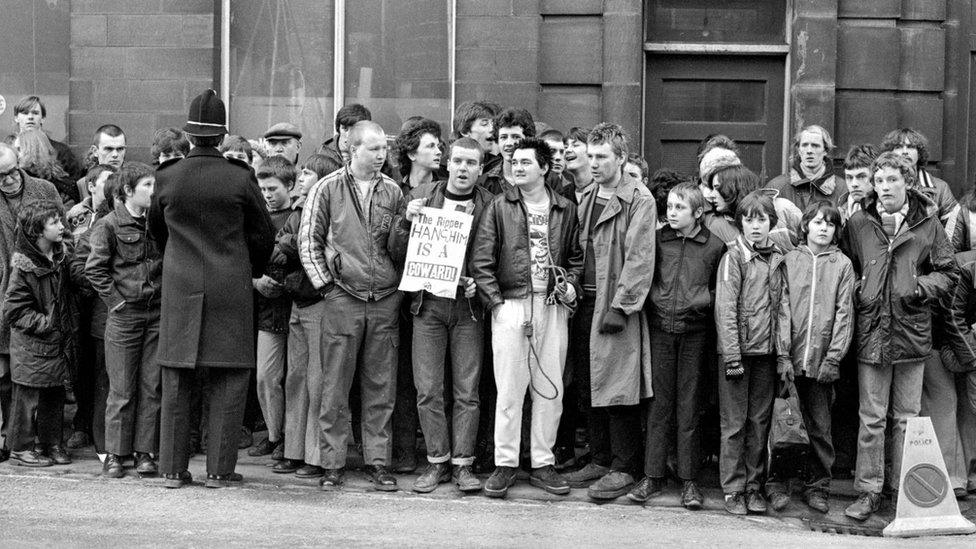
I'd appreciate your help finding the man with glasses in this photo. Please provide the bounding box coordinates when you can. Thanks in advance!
[0,143,64,462]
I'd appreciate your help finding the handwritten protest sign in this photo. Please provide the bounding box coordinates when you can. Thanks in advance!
[399,207,474,299]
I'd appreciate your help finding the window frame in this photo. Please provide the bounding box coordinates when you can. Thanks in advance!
[219,0,457,133]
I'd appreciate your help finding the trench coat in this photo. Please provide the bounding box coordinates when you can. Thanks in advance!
[577,179,657,407]
[148,147,275,369]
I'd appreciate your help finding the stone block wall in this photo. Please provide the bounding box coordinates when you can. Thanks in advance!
[69,0,215,163]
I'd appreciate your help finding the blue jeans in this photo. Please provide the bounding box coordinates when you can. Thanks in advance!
[412,294,483,465]
[103,304,161,455]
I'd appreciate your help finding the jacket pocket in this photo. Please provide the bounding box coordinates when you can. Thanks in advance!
[116,232,144,262]
[28,339,61,358]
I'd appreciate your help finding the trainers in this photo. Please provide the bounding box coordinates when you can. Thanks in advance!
[364,465,398,492]
[319,468,344,491]
[767,490,790,512]
[724,492,747,515]
[163,470,192,489]
[453,465,482,492]
[681,480,703,510]
[134,452,157,476]
[746,490,767,514]
[272,459,303,474]
[627,476,664,503]
[47,445,72,465]
[247,437,276,457]
[10,449,53,468]
[804,489,829,513]
[530,465,570,495]
[844,492,881,521]
[412,462,451,493]
[587,471,635,500]
[484,466,518,498]
[564,462,610,488]
[65,430,90,449]
[102,453,124,478]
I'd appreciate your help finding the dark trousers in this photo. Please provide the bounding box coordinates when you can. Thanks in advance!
[767,376,835,493]
[318,289,400,469]
[718,354,776,494]
[0,353,11,450]
[8,383,65,452]
[412,295,483,464]
[159,366,250,476]
[392,314,419,466]
[103,306,161,455]
[71,331,96,435]
[91,340,109,453]
[645,329,707,481]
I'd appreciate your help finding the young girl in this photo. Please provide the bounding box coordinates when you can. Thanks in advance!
[765,201,855,513]
[715,191,791,515]
[85,162,162,478]
[4,201,78,467]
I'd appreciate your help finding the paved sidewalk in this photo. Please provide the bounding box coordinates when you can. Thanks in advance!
[3,435,974,538]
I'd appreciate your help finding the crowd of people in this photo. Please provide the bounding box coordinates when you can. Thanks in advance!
[0,91,975,524]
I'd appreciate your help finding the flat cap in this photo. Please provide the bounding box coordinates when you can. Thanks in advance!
[263,122,302,140]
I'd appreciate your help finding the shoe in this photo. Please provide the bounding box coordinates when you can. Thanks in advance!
[530,465,570,495]
[0,446,9,463]
[134,452,158,476]
[844,492,881,521]
[272,459,303,474]
[484,466,518,498]
[247,437,276,457]
[746,490,767,514]
[804,489,829,513]
[724,492,747,515]
[102,454,124,478]
[319,468,344,490]
[954,487,969,500]
[767,490,790,512]
[205,472,243,488]
[564,462,610,488]
[270,439,285,461]
[681,480,704,510]
[588,471,635,500]
[163,470,192,489]
[412,462,451,493]
[392,456,418,474]
[65,430,90,449]
[364,465,398,492]
[296,464,325,478]
[47,445,72,465]
[553,445,577,471]
[237,426,253,450]
[10,449,53,467]
[453,465,482,492]
[627,476,664,503]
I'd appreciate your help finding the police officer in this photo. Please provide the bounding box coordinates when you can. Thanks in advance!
[150,90,275,488]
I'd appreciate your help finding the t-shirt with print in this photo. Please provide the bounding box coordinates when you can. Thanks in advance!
[524,195,551,293]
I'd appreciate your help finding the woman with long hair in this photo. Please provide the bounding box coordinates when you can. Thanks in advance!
[15,129,80,207]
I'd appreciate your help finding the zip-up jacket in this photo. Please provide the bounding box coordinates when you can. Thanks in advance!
[277,198,322,308]
[715,236,791,365]
[918,169,960,235]
[648,224,725,333]
[85,201,162,310]
[939,251,976,371]
[840,189,958,367]
[767,161,848,212]
[298,167,410,301]
[256,206,294,333]
[783,245,856,378]
[405,180,494,317]
[470,185,583,311]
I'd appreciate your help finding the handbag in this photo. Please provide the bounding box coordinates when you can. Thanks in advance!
[770,381,810,450]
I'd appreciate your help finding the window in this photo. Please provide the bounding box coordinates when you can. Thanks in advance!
[225,0,454,150]
[646,0,786,44]
[228,1,336,151]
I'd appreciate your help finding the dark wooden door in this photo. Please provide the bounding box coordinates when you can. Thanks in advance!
[644,54,785,181]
